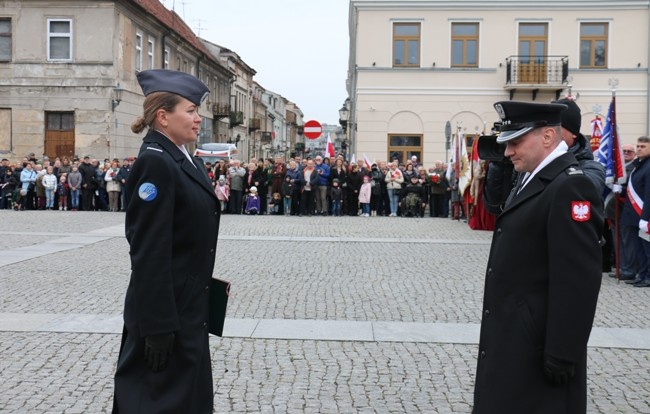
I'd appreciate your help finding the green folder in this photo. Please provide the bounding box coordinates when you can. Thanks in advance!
[209,278,230,337]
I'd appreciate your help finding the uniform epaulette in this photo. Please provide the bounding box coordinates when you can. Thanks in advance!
[145,145,163,153]
[566,167,584,176]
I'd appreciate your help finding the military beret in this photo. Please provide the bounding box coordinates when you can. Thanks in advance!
[493,101,567,143]
[136,69,209,106]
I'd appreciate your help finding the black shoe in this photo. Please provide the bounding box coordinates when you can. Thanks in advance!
[625,278,643,285]
[618,274,637,281]
[633,280,650,287]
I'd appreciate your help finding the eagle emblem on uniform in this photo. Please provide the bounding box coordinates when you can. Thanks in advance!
[571,201,591,222]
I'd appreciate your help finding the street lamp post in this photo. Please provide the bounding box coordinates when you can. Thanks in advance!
[338,101,350,159]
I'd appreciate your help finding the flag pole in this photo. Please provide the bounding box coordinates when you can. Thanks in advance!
[609,78,621,283]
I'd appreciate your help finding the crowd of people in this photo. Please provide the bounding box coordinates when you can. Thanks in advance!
[206,154,466,219]
[1,152,470,219]
[0,153,133,212]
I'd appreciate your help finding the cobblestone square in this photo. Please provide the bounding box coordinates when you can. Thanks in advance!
[1,211,649,413]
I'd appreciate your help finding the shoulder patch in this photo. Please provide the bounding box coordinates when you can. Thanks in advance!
[138,183,158,202]
[146,146,163,153]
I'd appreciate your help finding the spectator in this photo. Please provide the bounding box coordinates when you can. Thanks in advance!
[228,159,246,214]
[68,165,82,211]
[359,175,372,217]
[105,161,122,212]
[300,159,318,216]
[57,174,69,211]
[385,162,404,217]
[286,160,302,215]
[347,164,363,216]
[215,175,229,212]
[116,158,132,211]
[314,156,330,216]
[281,174,293,216]
[43,165,58,210]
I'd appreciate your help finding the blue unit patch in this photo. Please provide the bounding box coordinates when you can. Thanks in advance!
[138,183,158,202]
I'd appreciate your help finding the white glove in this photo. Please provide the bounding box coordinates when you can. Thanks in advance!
[613,184,622,193]
[640,219,649,233]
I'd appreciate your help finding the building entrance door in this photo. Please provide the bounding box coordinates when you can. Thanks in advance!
[44,112,75,159]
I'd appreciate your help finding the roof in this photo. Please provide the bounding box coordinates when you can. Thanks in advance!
[130,0,217,64]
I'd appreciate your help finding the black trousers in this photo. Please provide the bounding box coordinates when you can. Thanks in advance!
[300,190,315,215]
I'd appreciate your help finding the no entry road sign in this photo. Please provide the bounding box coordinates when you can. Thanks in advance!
[304,120,322,140]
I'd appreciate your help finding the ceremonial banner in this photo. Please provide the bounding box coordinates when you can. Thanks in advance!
[590,115,603,152]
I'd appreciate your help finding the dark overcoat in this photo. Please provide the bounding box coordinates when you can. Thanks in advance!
[473,152,603,413]
[113,130,220,413]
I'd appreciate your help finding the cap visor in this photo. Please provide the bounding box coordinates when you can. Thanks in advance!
[496,127,533,143]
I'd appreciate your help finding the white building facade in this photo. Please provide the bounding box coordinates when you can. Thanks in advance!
[347,0,650,166]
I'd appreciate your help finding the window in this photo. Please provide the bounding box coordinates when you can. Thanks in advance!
[147,39,154,69]
[580,23,608,68]
[164,48,169,68]
[47,19,72,61]
[393,23,420,67]
[387,134,422,164]
[135,32,142,72]
[0,19,11,61]
[451,23,478,67]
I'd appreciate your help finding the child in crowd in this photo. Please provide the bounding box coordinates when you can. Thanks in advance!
[358,175,372,217]
[268,192,282,215]
[58,175,69,211]
[42,166,57,210]
[281,175,293,216]
[215,175,229,212]
[245,186,260,215]
[330,178,343,216]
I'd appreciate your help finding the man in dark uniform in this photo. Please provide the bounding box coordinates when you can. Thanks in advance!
[473,101,603,413]
[113,70,221,413]
[621,136,650,287]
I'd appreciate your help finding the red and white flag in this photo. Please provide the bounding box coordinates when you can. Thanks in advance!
[325,133,336,158]
[363,154,372,169]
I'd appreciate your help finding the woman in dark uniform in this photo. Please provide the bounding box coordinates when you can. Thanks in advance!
[113,69,220,413]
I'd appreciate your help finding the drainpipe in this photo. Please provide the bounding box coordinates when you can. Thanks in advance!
[647,5,650,134]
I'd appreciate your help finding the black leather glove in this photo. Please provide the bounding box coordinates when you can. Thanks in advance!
[543,354,575,386]
[144,332,175,372]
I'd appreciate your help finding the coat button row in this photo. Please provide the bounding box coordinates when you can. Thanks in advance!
[484,309,490,317]
[496,228,502,234]
[480,350,486,359]
[487,268,493,276]
[203,322,207,327]
[209,248,215,253]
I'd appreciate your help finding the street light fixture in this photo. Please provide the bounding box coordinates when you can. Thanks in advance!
[338,103,349,131]
[111,82,123,112]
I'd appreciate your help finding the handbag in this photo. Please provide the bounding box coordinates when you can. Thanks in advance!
[208,278,231,337]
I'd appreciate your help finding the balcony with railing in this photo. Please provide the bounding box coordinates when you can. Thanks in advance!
[212,103,230,118]
[249,118,261,132]
[505,55,569,100]
[229,111,244,127]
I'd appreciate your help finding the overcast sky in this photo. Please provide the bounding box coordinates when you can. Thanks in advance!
[161,0,350,125]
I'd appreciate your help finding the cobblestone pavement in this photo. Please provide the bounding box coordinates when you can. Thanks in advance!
[1,210,649,413]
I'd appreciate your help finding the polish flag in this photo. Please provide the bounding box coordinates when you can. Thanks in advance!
[325,133,336,158]
[363,154,372,169]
